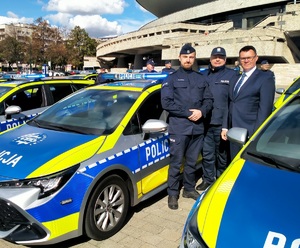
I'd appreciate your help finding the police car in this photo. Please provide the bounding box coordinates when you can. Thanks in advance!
[0,75,94,132]
[66,73,98,81]
[180,85,300,247]
[274,75,300,110]
[0,73,172,245]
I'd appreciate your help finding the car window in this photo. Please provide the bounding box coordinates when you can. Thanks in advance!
[286,78,300,94]
[123,91,164,135]
[30,89,140,135]
[49,83,90,102]
[0,86,12,98]
[5,86,43,112]
[72,83,91,91]
[49,84,74,102]
[244,96,300,170]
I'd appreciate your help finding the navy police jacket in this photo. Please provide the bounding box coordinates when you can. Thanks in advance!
[162,67,176,74]
[161,67,213,135]
[204,64,238,126]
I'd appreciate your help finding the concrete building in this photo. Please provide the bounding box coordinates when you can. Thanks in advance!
[0,23,34,42]
[96,0,300,72]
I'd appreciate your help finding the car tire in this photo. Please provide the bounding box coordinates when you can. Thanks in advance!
[84,175,129,240]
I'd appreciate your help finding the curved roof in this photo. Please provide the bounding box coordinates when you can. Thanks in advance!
[136,0,213,18]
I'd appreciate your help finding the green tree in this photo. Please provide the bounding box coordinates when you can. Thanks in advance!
[66,26,97,69]
[31,18,55,65]
[44,27,68,70]
[0,24,25,71]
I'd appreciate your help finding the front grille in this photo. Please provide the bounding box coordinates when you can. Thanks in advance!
[0,199,29,231]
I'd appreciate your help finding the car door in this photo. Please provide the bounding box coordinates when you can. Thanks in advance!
[122,90,170,195]
[0,84,48,132]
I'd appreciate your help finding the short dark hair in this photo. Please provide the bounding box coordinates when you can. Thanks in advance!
[239,45,257,55]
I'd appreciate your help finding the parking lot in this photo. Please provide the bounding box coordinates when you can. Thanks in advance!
[0,186,199,248]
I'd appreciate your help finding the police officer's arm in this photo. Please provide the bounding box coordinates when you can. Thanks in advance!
[221,103,229,140]
[254,72,275,132]
[189,81,213,121]
[199,81,213,118]
[221,87,229,140]
[161,79,192,117]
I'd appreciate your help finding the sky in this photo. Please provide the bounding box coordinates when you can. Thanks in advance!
[0,0,156,38]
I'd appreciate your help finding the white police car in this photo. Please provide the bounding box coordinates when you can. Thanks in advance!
[0,73,172,245]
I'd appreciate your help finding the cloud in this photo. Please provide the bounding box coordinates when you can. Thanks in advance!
[46,13,122,38]
[0,11,34,25]
[0,0,154,38]
[7,11,18,19]
[135,2,148,13]
[43,0,126,37]
[117,18,151,33]
[45,0,126,15]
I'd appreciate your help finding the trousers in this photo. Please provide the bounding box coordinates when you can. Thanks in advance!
[167,134,204,196]
[202,125,228,184]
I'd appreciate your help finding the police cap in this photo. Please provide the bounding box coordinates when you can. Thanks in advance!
[146,59,155,66]
[179,44,195,55]
[261,60,269,65]
[211,47,226,57]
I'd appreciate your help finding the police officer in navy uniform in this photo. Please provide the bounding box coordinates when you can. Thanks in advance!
[140,59,157,73]
[162,60,176,74]
[161,43,213,210]
[196,47,237,191]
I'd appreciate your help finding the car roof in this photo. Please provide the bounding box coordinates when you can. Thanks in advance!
[0,78,95,89]
[96,73,168,91]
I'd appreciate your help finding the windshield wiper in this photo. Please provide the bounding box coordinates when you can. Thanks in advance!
[46,124,87,134]
[29,119,43,128]
[246,151,300,172]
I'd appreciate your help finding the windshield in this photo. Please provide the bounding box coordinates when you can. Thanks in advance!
[286,78,300,94]
[67,75,85,79]
[243,96,300,172]
[28,88,140,135]
[0,86,12,97]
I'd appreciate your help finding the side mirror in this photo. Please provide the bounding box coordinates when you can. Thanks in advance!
[275,88,285,95]
[227,127,248,145]
[5,105,22,119]
[142,119,168,133]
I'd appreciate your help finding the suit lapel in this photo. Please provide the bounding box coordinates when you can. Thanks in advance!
[234,68,259,98]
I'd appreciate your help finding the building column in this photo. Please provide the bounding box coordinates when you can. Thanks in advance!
[117,57,126,68]
[133,55,143,70]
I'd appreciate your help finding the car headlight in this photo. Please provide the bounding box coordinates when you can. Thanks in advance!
[0,165,79,199]
[181,193,208,248]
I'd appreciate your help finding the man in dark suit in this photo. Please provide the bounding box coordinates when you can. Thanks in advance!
[222,45,275,160]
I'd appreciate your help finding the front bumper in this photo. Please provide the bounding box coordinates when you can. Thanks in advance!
[0,188,49,244]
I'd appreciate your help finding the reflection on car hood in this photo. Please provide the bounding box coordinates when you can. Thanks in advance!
[0,124,104,180]
[199,160,300,248]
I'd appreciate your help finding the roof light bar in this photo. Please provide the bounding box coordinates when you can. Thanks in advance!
[2,74,46,80]
[101,73,168,81]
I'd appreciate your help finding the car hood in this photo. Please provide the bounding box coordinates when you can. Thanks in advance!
[0,125,105,180]
[198,159,299,248]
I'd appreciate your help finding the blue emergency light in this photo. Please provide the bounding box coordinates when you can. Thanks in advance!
[101,73,168,81]
[2,73,46,80]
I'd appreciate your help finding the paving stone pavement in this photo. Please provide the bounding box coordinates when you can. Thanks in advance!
[0,187,199,248]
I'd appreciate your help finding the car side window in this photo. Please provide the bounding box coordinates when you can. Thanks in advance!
[124,91,164,135]
[0,102,5,115]
[72,84,91,91]
[50,84,73,102]
[5,86,43,112]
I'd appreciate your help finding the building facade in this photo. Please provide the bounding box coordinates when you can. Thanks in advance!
[96,0,300,70]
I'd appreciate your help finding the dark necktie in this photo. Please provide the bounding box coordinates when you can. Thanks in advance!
[233,72,246,97]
